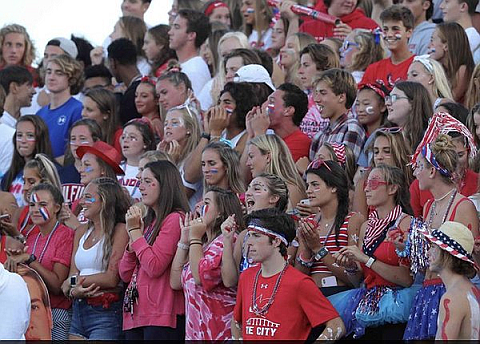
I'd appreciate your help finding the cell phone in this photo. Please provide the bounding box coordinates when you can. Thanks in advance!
[70,275,77,287]
[321,276,338,287]
[300,199,310,206]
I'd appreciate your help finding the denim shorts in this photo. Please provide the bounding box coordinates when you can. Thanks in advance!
[69,298,123,340]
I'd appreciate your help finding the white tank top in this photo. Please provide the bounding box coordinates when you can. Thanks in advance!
[74,227,105,276]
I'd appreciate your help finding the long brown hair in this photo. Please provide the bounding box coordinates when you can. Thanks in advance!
[143,161,189,245]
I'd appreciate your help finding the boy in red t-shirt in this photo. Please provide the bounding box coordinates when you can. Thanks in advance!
[232,208,344,340]
[360,5,415,90]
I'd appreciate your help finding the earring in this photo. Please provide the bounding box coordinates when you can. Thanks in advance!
[186,131,191,135]
[144,146,147,149]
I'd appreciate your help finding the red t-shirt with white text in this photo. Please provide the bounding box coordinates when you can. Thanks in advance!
[233,265,339,340]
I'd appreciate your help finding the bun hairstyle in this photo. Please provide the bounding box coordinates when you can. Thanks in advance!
[157,59,192,93]
[429,134,458,183]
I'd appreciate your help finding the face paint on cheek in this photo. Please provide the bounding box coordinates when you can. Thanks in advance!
[31,193,39,203]
[39,206,50,221]
[210,169,219,174]
[366,106,374,114]
[394,33,402,40]
[225,106,234,115]
[201,204,209,217]
[84,197,96,204]
[246,7,255,13]
[84,166,94,173]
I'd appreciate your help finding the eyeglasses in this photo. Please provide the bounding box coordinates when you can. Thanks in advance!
[385,94,409,103]
[306,159,332,172]
[378,126,403,134]
[340,40,359,52]
[364,179,388,190]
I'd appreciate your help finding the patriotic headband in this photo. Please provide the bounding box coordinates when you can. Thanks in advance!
[359,83,387,100]
[204,1,228,16]
[248,224,288,245]
[421,144,451,178]
[411,112,477,166]
[413,54,434,74]
[329,143,346,165]
[422,229,478,269]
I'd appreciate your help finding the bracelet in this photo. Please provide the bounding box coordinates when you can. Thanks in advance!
[177,242,189,250]
[201,132,211,141]
[189,239,202,244]
[296,252,314,268]
[189,242,203,247]
[128,227,141,233]
[344,265,359,275]
[365,256,376,268]
[14,234,27,245]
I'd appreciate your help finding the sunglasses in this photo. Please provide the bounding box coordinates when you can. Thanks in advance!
[306,159,332,172]
[364,179,388,190]
[385,94,409,103]
[340,40,359,52]
[378,126,403,134]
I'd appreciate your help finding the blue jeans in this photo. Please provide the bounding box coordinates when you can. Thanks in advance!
[69,298,123,340]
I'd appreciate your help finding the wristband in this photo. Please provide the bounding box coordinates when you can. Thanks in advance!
[189,242,203,247]
[25,254,36,266]
[128,227,141,233]
[201,132,211,141]
[365,257,376,268]
[177,242,189,250]
[313,247,329,261]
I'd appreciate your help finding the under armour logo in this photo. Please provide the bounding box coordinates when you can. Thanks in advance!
[260,284,268,289]
[57,115,67,125]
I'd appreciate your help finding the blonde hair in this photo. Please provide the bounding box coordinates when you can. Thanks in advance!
[348,29,385,72]
[166,106,201,165]
[249,134,306,195]
[465,63,480,110]
[414,57,453,100]
[211,31,250,103]
[47,54,84,95]
[243,0,273,43]
[285,33,316,87]
[427,134,458,184]
[0,24,36,66]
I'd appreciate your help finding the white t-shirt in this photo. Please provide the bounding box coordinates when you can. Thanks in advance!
[0,263,30,339]
[0,123,15,179]
[118,163,141,202]
[248,28,273,51]
[465,27,480,63]
[198,78,215,112]
[180,56,212,96]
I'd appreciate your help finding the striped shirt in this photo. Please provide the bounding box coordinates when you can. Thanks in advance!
[311,213,353,274]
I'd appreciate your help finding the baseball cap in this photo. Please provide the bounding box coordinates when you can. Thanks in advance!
[234,64,275,91]
[47,37,78,59]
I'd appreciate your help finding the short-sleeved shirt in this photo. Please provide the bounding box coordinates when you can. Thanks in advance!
[360,55,415,91]
[37,97,82,158]
[26,223,74,309]
[234,264,339,340]
[181,234,237,340]
[283,129,312,162]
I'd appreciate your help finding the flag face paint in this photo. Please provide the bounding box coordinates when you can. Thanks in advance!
[84,166,94,173]
[210,169,219,174]
[267,103,275,116]
[39,206,50,221]
[225,106,234,115]
[246,7,255,13]
[201,204,209,217]
[31,193,39,203]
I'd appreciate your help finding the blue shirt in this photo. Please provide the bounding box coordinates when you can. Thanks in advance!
[37,97,82,158]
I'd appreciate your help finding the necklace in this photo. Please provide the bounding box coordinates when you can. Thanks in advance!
[251,261,288,317]
[32,222,60,263]
[427,190,457,228]
[434,188,456,202]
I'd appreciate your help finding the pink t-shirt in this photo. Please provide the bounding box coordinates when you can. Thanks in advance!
[181,234,237,340]
[26,223,74,309]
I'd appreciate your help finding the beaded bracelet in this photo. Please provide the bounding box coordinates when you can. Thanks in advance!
[395,237,410,258]
[296,253,314,268]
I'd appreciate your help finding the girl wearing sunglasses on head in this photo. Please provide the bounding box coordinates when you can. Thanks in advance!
[295,159,364,297]
[353,128,414,218]
[331,165,415,340]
